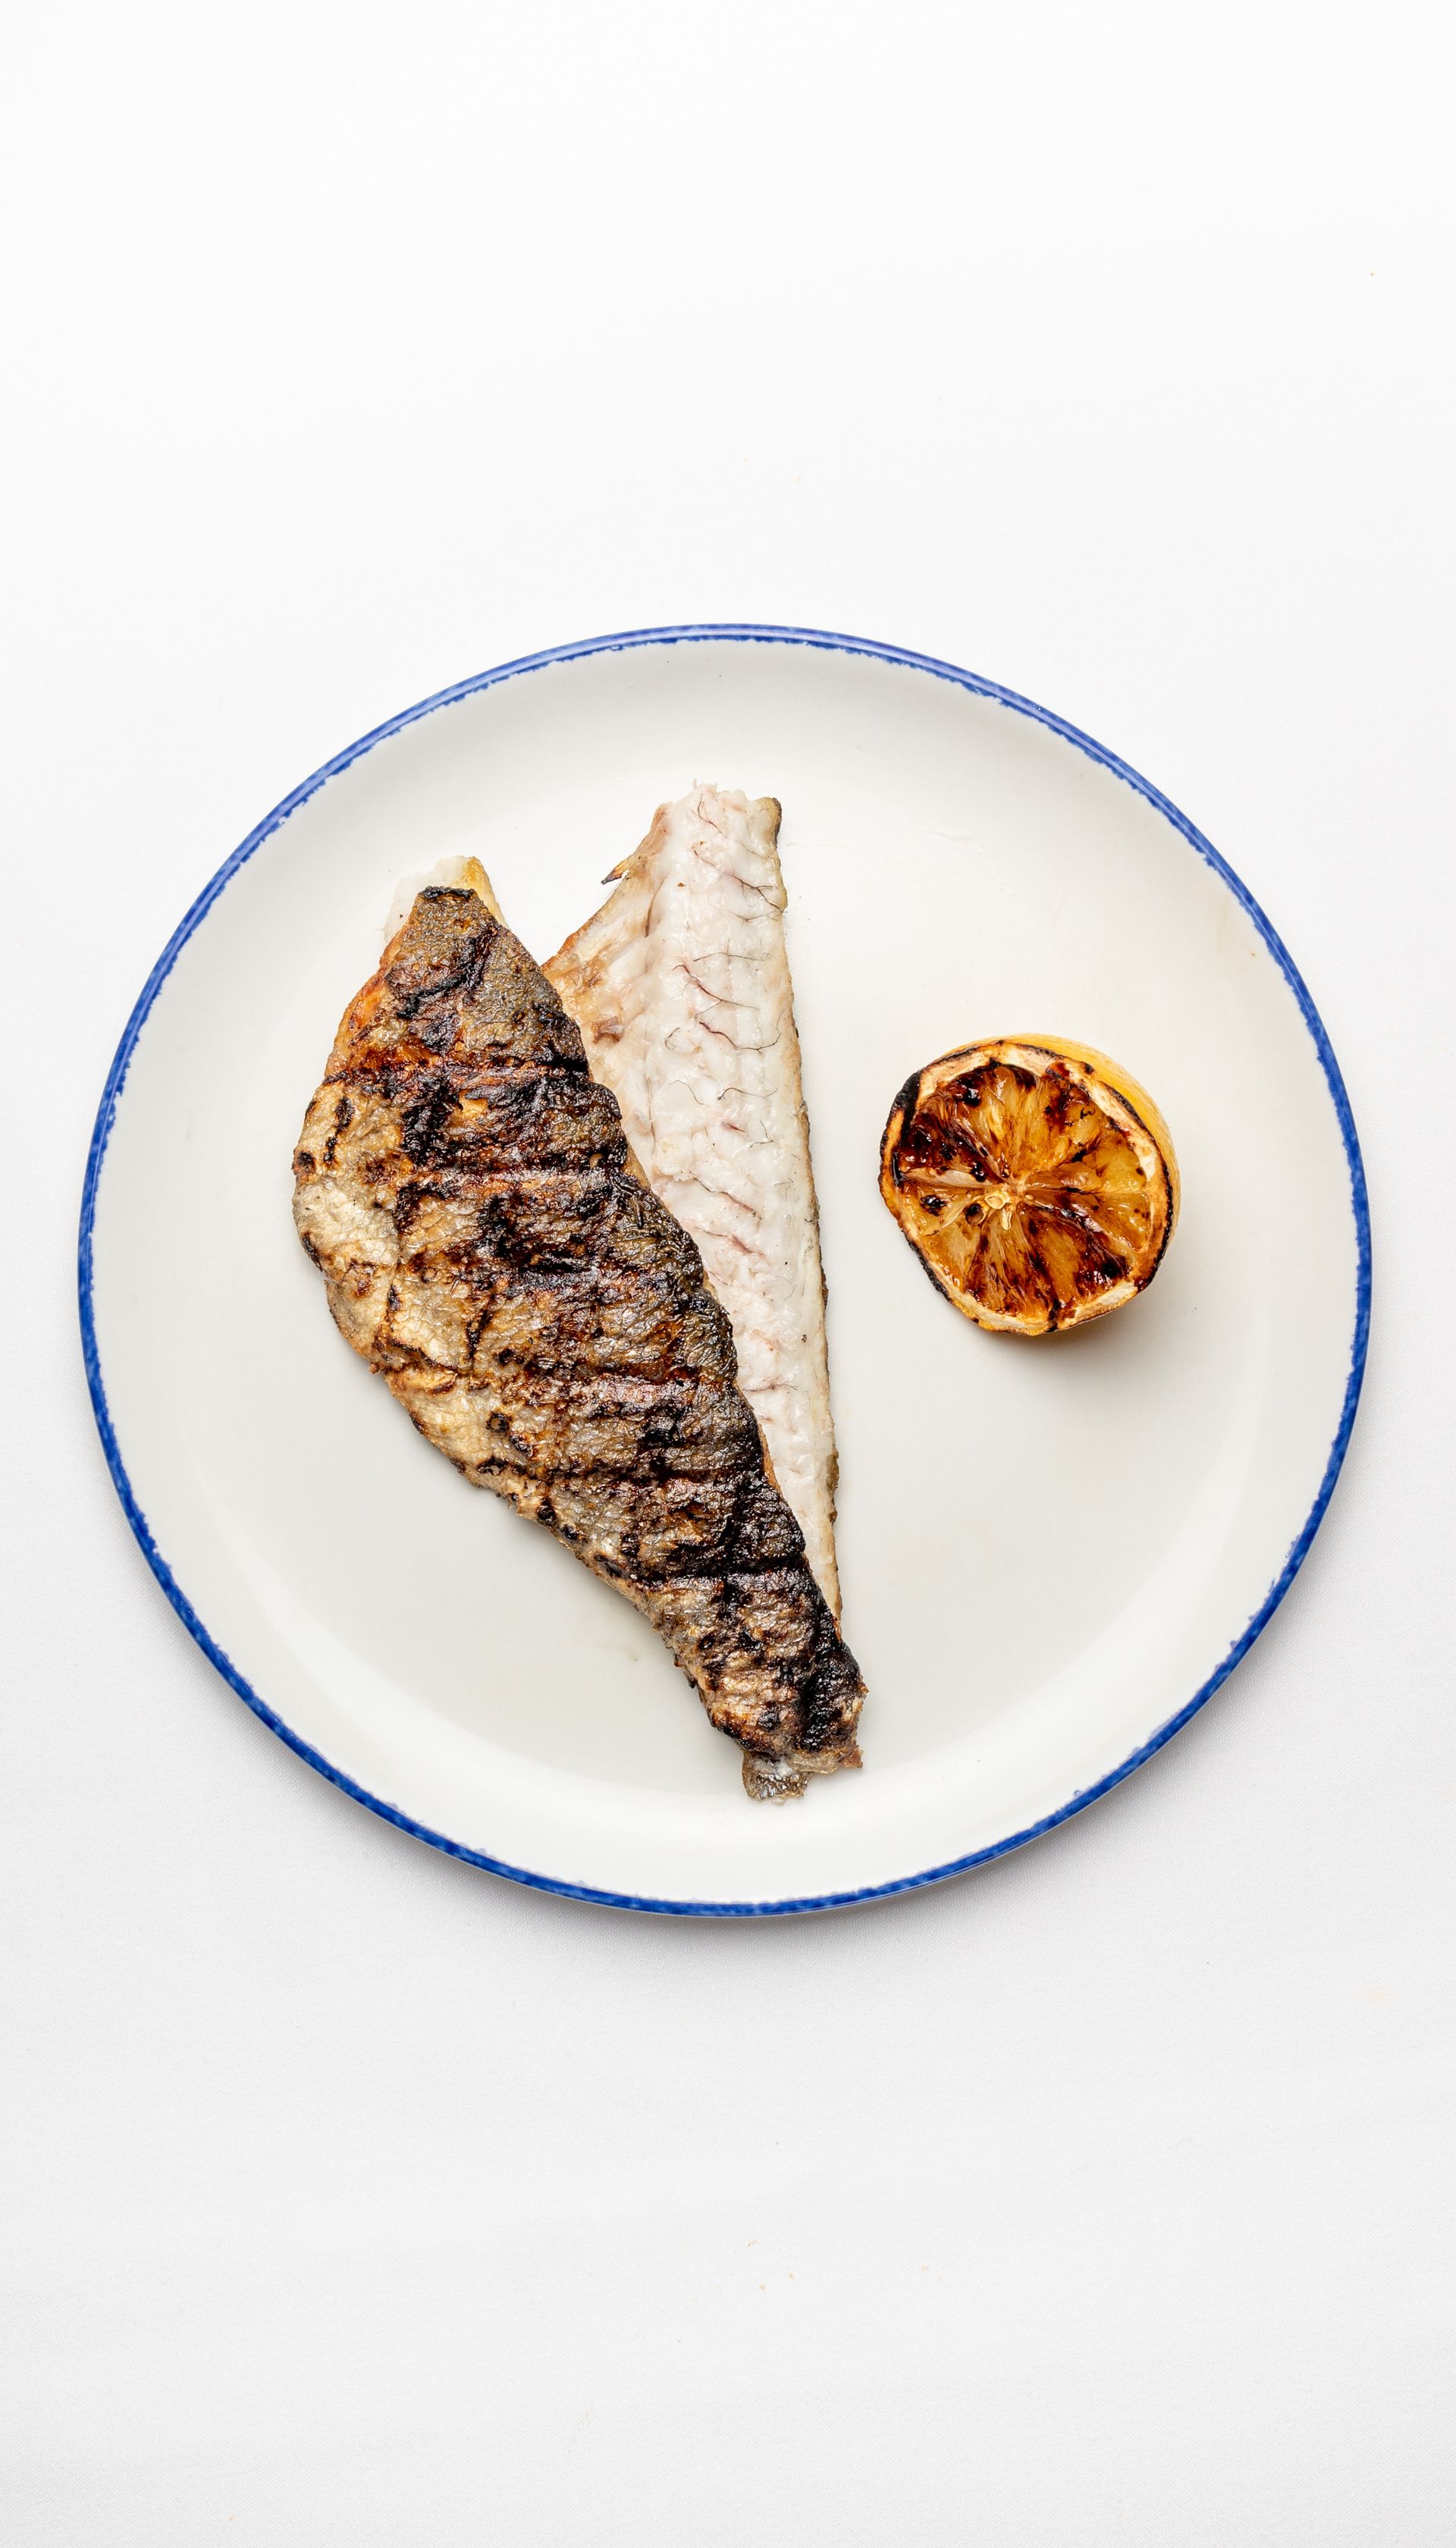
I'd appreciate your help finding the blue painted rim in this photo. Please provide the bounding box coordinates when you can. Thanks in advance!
[77,623,1372,1917]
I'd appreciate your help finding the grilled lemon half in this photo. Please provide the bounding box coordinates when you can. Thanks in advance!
[880,1037,1178,1336]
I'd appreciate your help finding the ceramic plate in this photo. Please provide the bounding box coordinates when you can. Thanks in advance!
[80,627,1370,1913]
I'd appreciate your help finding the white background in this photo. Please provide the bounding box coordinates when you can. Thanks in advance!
[4,4,1453,2540]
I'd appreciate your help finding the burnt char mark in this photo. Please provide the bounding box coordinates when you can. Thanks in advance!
[470,1178,614,1276]
[883,1073,923,1188]
[446,1071,626,1172]
[890,1068,924,1125]
[1022,1230,1057,1325]
[1037,1071,1077,1135]
[471,1075,553,1139]
[322,1092,354,1167]
[393,1180,426,1238]
[797,1636,866,1756]
[400,1078,457,1166]
[892,1078,1002,1188]
[651,1564,864,1761]
[387,893,498,1018]
[725,1467,806,1572]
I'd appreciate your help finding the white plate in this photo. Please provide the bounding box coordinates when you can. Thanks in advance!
[80,627,1370,1914]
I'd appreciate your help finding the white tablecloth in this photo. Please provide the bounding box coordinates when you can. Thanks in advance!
[6,5,1451,2537]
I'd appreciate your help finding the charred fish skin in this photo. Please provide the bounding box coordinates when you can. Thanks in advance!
[293,886,864,1798]
[544,786,843,1620]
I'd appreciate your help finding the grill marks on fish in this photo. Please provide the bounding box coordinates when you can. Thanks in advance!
[293,886,864,1798]
[544,786,843,1617]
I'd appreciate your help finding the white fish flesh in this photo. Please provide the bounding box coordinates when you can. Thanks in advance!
[544,786,843,1616]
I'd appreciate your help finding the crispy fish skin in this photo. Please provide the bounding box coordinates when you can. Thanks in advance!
[544,786,843,1617]
[293,886,864,1799]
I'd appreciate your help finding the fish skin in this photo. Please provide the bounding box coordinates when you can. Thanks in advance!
[293,884,864,1800]
[544,787,843,1618]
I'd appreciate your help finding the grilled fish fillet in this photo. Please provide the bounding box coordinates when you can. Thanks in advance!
[293,879,865,1800]
[544,787,843,1617]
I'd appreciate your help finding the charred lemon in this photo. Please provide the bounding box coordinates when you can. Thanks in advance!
[880,1037,1178,1336]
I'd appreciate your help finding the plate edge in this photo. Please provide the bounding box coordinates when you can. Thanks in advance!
[76,623,1373,1918]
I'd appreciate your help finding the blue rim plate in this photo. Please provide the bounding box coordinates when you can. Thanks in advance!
[79,626,1370,1913]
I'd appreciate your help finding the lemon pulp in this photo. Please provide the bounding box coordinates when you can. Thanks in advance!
[880,1037,1178,1336]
